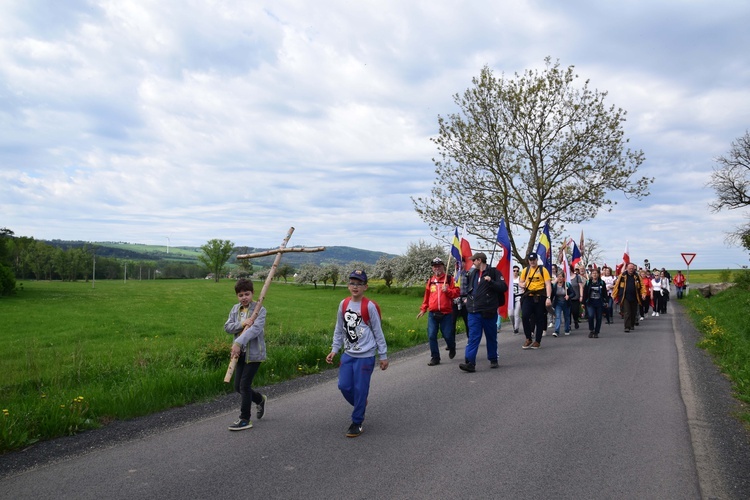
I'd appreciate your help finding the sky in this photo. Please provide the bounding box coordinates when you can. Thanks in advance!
[1,0,749,270]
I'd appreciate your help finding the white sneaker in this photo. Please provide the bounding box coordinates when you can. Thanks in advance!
[639,316,644,321]
[652,312,656,317]
[656,312,660,317]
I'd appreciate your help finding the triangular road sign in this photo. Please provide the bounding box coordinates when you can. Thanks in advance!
[681,253,696,266]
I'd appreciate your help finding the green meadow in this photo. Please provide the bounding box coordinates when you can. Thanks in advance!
[0,268,744,453]
[0,279,430,453]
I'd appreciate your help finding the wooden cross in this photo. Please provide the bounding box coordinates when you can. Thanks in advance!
[224,226,325,382]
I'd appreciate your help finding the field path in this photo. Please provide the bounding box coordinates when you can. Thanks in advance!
[2,301,750,499]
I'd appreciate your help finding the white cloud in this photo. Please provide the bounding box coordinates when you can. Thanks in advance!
[1,0,749,267]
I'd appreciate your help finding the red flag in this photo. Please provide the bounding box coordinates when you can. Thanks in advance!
[495,219,512,319]
[461,238,473,271]
[571,241,582,269]
[616,241,630,276]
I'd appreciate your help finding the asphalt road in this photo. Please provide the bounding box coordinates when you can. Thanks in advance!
[2,300,749,499]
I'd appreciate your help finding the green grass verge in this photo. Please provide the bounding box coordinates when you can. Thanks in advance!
[0,280,434,453]
[683,280,750,426]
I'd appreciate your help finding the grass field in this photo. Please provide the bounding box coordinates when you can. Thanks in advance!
[1,269,745,453]
[683,282,750,426]
[0,279,430,452]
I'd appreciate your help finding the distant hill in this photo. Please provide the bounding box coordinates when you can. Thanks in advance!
[43,240,395,266]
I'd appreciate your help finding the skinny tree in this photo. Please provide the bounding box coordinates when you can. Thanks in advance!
[199,239,235,282]
[414,58,652,266]
[709,130,750,251]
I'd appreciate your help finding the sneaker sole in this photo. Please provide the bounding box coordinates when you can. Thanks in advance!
[257,395,267,420]
[228,423,253,431]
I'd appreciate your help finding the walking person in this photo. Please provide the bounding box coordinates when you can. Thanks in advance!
[551,273,574,336]
[659,270,671,313]
[459,252,507,372]
[601,266,615,324]
[519,252,553,349]
[509,265,523,334]
[326,270,389,438]
[583,268,606,338]
[417,258,460,366]
[569,266,585,329]
[674,270,687,299]
[225,279,268,431]
[639,269,652,321]
[613,263,643,332]
[651,271,665,317]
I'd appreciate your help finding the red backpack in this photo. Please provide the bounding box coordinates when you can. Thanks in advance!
[341,296,381,326]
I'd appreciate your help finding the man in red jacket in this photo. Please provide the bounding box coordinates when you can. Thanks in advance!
[417,258,461,366]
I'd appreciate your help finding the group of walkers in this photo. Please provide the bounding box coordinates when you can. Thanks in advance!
[223,254,686,438]
[417,252,686,370]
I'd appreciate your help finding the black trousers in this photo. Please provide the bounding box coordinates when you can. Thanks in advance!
[521,295,547,343]
[235,360,264,420]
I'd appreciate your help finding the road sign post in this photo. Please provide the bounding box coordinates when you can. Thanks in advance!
[681,253,696,295]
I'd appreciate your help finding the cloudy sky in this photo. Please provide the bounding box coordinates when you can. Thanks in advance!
[2,0,749,270]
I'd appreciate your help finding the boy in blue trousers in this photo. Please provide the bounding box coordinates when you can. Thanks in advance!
[326,270,389,438]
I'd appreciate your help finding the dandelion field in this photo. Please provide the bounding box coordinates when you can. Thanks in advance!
[0,279,429,453]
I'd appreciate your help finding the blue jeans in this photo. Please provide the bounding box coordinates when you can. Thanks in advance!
[338,353,376,425]
[554,301,571,333]
[587,302,603,334]
[466,312,498,364]
[427,311,456,360]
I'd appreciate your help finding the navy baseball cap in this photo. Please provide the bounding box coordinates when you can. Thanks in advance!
[349,269,368,283]
[528,252,539,260]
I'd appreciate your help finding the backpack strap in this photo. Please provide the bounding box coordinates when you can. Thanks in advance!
[342,296,380,326]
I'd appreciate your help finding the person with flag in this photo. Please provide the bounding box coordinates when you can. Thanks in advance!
[459,252,507,372]
[510,265,523,334]
[520,251,553,349]
[417,257,460,366]
[612,262,643,332]
[451,228,471,336]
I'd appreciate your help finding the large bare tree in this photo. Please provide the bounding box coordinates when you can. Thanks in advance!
[709,130,750,251]
[413,58,652,265]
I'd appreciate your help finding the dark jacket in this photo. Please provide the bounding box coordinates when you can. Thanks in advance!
[464,266,508,313]
[550,281,575,307]
[583,278,607,305]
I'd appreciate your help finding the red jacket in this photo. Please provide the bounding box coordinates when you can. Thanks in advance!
[674,273,686,287]
[420,273,460,315]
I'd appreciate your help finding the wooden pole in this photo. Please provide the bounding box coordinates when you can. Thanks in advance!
[237,246,325,260]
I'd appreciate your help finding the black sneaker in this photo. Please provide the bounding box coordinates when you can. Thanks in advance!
[346,422,363,438]
[428,358,440,366]
[490,360,499,369]
[449,347,456,359]
[459,362,476,373]
[228,419,252,431]
[256,394,267,420]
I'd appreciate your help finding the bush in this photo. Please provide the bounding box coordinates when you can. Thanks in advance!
[718,269,732,282]
[0,263,16,296]
[733,269,750,291]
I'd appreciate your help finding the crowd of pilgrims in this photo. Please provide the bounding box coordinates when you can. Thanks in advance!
[502,261,688,340]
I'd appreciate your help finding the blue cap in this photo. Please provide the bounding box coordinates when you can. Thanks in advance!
[528,252,539,260]
[349,269,368,283]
